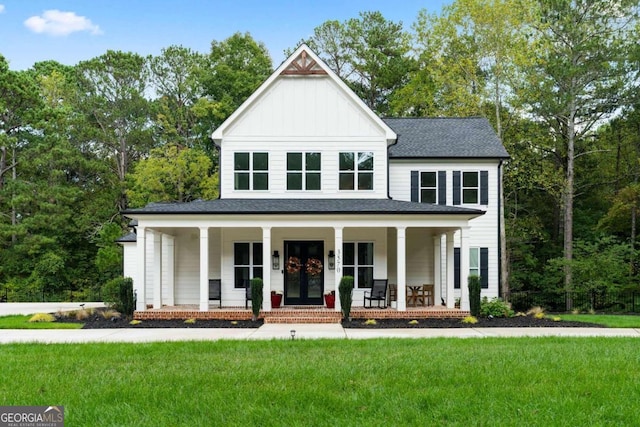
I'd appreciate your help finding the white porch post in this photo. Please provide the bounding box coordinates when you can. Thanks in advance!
[164,235,175,306]
[460,228,470,311]
[334,227,343,312]
[136,226,147,311]
[262,227,272,311]
[397,227,407,311]
[153,231,162,309]
[433,234,442,307]
[446,231,455,308]
[199,227,209,311]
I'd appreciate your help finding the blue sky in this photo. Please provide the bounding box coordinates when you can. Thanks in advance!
[0,0,450,70]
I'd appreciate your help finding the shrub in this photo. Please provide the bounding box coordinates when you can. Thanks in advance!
[102,277,135,316]
[462,315,478,324]
[75,309,91,321]
[480,297,514,318]
[184,318,196,324]
[129,320,142,325]
[408,320,419,325]
[364,319,377,325]
[468,275,481,317]
[250,277,263,321]
[339,276,354,320]
[29,313,55,323]
[101,309,121,320]
[527,306,545,316]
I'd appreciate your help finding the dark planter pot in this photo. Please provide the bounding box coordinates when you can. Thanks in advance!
[324,294,335,309]
[271,294,282,308]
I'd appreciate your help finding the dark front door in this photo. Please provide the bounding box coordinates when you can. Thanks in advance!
[284,241,324,305]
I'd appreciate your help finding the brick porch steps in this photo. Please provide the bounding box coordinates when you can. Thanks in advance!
[264,308,342,324]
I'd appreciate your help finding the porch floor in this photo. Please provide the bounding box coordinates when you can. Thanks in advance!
[134,305,469,323]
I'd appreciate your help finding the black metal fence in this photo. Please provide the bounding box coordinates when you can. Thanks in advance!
[509,290,640,313]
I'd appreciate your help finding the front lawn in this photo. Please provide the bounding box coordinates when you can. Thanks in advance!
[554,313,640,328]
[0,315,83,329]
[1,338,639,426]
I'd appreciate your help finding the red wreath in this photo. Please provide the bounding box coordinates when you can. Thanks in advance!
[305,257,323,276]
[286,256,302,274]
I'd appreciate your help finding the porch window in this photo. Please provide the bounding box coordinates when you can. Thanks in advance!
[234,152,269,190]
[339,152,373,190]
[287,152,321,190]
[234,242,263,288]
[342,242,374,288]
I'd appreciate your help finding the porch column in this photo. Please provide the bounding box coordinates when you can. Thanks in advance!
[153,231,163,309]
[199,227,209,311]
[262,227,272,311]
[446,231,455,308]
[433,234,442,307]
[397,227,407,311]
[136,226,147,311]
[334,227,343,312]
[460,227,470,311]
[164,235,175,306]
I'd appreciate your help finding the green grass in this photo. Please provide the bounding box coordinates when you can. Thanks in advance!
[0,315,82,329]
[555,313,640,328]
[2,338,640,426]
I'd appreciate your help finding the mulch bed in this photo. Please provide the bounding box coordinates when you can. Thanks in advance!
[56,308,604,329]
[342,316,605,328]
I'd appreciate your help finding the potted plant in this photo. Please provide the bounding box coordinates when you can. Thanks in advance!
[271,290,283,308]
[324,291,335,308]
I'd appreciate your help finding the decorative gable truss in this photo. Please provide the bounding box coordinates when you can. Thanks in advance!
[280,50,327,75]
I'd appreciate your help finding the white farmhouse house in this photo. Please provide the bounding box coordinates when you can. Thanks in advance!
[120,45,509,315]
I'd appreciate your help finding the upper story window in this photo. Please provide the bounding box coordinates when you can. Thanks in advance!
[462,171,479,204]
[453,170,488,205]
[234,152,268,191]
[420,172,437,204]
[339,152,373,190]
[287,152,321,190]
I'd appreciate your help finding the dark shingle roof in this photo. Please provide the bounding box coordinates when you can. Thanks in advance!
[116,232,137,243]
[123,198,484,216]
[384,117,509,159]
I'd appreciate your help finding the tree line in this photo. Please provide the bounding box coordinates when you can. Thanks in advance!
[1,0,639,302]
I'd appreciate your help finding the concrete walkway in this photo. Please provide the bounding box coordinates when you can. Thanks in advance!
[1,303,639,343]
[0,324,639,344]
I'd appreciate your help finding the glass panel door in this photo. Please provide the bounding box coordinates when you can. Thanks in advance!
[284,241,324,305]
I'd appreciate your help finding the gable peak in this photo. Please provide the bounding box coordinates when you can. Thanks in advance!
[280,48,327,76]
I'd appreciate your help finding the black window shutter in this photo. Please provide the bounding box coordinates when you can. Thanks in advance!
[480,247,489,289]
[480,171,489,205]
[453,171,461,205]
[411,171,419,202]
[438,170,446,205]
[454,248,460,289]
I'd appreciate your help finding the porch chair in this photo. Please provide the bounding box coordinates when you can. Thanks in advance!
[208,279,222,308]
[421,284,435,306]
[388,283,397,307]
[245,281,252,309]
[363,279,388,309]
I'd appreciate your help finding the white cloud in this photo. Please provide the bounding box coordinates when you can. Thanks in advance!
[0,5,5,14]
[24,9,102,36]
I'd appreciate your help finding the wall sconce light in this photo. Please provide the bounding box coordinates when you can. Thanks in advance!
[328,250,335,270]
[272,250,280,270]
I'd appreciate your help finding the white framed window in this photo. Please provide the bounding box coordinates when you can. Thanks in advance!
[233,242,263,288]
[420,171,437,204]
[287,152,321,190]
[462,171,479,204]
[234,152,268,190]
[339,152,373,190]
[342,242,374,288]
[469,247,480,277]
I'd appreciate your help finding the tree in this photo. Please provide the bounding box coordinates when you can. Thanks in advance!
[127,144,218,208]
[519,0,638,301]
[75,50,154,211]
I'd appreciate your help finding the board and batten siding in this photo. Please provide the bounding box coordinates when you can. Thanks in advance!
[389,159,501,298]
[218,76,390,199]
